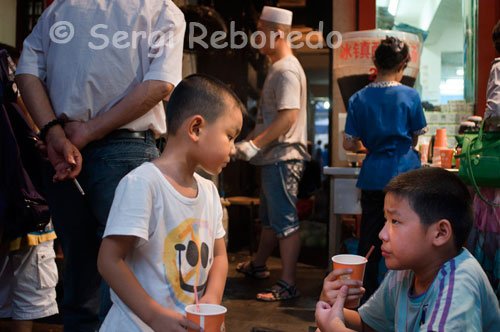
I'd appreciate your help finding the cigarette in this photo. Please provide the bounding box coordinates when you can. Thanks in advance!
[73,178,85,196]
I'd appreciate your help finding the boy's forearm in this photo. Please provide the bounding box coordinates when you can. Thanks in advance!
[201,239,228,303]
[98,237,163,326]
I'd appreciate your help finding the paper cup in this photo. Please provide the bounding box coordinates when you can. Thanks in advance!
[419,143,429,163]
[186,304,226,332]
[440,148,454,169]
[332,254,367,308]
[432,147,443,167]
[434,128,447,148]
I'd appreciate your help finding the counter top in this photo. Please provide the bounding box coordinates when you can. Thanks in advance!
[323,166,458,176]
[323,167,361,176]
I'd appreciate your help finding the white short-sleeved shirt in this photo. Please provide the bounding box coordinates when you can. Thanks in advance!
[485,58,500,128]
[251,55,310,165]
[359,249,500,332]
[16,0,186,136]
[100,163,225,332]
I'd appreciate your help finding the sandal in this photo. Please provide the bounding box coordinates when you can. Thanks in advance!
[256,280,300,302]
[236,261,270,279]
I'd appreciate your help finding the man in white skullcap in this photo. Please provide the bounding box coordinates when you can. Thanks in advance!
[236,6,310,301]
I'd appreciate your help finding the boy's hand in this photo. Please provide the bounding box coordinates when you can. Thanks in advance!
[320,268,365,305]
[150,307,202,332]
[315,285,349,332]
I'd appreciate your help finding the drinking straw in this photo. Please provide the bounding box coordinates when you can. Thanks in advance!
[365,245,375,260]
[194,286,200,313]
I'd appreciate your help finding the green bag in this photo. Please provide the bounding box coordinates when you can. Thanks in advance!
[455,120,500,206]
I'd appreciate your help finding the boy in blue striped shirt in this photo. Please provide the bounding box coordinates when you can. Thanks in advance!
[316,168,500,332]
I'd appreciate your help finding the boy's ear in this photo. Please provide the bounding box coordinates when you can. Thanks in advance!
[430,219,453,247]
[187,115,204,142]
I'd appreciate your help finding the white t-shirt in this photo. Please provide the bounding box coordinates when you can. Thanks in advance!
[251,55,310,165]
[16,0,186,137]
[100,162,225,332]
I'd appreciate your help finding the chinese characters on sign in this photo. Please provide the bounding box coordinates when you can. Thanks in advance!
[340,40,420,64]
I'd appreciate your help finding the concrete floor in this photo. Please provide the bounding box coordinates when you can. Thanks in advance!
[0,250,327,332]
[224,251,326,332]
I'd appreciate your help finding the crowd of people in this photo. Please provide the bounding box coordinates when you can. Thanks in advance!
[1,1,499,331]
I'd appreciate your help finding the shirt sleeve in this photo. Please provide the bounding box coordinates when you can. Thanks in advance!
[104,172,155,242]
[344,97,360,139]
[15,15,47,81]
[275,70,301,111]
[409,93,427,135]
[485,62,500,121]
[143,0,186,86]
[212,185,225,240]
[421,271,488,332]
[358,271,397,332]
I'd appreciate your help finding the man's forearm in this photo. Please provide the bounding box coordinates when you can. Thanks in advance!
[252,109,298,149]
[16,74,59,130]
[87,80,174,140]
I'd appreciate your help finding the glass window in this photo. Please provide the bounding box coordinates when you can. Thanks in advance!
[376,0,477,106]
[376,0,477,146]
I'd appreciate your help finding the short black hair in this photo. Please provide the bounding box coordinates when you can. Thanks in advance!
[166,74,246,135]
[374,36,410,72]
[493,20,500,54]
[384,167,473,252]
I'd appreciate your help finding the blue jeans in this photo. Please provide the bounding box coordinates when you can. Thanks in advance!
[43,132,159,332]
[259,160,304,238]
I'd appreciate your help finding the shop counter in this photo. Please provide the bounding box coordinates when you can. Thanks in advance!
[323,167,361,264]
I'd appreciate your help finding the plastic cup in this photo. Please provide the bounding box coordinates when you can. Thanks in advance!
[186,304,227,332]
[332,254,367,308]
[432,146,443,167]
[434,128,447,148]
[440,148,454,169]
[419,143,429,163]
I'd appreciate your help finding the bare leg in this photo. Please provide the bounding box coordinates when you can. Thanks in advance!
[253,227,278,266]
[278,231,301,286]
[12,320,33,332]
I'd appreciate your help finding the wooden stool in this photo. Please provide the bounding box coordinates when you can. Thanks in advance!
[226,196,260,255]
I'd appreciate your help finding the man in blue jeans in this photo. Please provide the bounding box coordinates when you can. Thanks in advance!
[15,1,185,331]
[235,6,310,301]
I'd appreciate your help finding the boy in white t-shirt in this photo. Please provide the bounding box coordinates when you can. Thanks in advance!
[97,74,245,332]
[315,168,500,332]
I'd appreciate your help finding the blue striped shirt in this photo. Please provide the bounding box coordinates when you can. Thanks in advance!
[359,249,500,331]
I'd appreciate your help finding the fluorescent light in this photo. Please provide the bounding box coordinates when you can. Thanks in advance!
[388,0,399,16]
[323,101,330,109]
[456,68,464,76]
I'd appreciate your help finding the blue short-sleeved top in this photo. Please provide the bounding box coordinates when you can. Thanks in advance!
[345,82,427,190]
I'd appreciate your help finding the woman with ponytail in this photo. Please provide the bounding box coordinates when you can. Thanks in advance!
[343,36,428,303]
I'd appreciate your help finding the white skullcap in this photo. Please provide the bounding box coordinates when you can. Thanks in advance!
[260,6,293,25]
